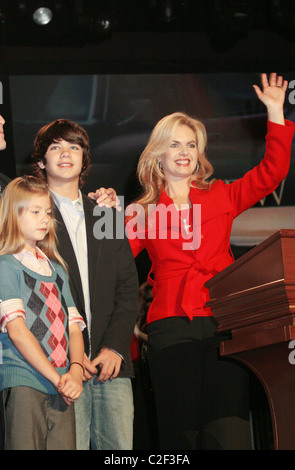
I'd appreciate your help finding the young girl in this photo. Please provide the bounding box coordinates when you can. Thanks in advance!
[0,175,86,450]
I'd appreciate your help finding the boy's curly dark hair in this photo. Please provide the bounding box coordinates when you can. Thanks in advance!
[31,119,91,188]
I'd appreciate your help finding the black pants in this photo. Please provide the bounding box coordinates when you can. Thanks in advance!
[148,316,252,450]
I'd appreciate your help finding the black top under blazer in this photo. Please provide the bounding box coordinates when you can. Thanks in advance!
[54,194,139,377]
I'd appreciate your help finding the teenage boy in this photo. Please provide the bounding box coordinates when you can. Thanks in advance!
[32,119,139,450]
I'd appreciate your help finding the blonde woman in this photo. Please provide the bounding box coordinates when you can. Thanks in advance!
[0,175,85,450]
[125,73,295,449]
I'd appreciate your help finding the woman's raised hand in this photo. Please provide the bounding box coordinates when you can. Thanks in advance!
[253,73,288,124]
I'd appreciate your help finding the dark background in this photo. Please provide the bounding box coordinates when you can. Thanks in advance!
[1,0,295,450]
[1,0,295,193]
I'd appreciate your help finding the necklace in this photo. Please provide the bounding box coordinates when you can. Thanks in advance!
[179,208,191,235]
[180,217,191,234]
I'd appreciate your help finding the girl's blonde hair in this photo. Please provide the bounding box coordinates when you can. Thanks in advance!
[135,112,215,213]
[0,175,67,271]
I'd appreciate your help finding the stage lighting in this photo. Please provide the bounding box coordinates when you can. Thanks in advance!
[32,6,53,25]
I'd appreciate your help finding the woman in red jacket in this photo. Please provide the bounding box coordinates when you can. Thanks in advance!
[125,73,295,449]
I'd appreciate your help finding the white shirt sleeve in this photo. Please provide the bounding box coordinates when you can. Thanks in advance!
[0,298,26,333]
[68,306,86,332]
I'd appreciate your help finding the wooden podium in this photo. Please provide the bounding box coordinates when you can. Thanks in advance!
[205,229,295,450]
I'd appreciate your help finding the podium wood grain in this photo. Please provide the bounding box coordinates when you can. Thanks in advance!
[205,230,295,450]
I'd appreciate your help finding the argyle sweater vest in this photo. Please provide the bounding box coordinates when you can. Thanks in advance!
[0,255,75,395]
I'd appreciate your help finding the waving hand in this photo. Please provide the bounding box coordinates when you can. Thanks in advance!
[253,73,288,125]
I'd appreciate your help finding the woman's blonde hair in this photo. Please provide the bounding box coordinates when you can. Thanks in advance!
[135,112,215,213]
[0,175,67,271]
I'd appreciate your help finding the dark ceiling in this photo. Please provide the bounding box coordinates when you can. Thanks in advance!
[0,0,295,73]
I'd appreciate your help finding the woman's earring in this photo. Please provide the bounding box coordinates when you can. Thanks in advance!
[195,162,200,172]
[157,160,163,172]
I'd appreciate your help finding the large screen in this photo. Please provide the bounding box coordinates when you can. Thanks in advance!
[8,72,295,248]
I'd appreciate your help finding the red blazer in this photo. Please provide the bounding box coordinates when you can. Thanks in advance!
[127,120,295,324]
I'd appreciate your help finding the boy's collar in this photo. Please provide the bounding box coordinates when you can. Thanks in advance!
[50,188,83,208]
